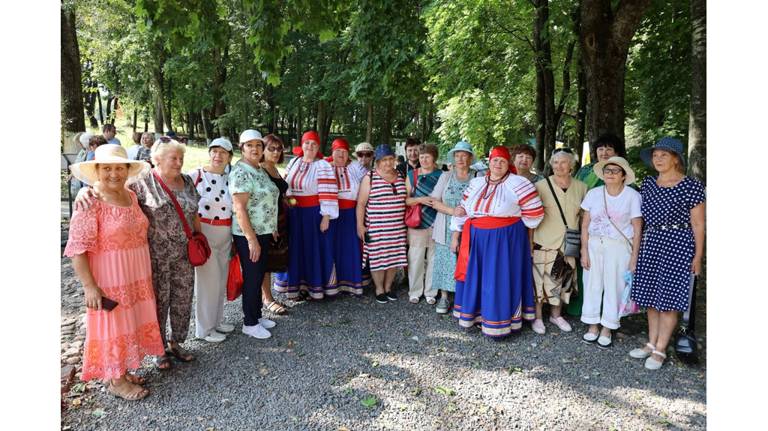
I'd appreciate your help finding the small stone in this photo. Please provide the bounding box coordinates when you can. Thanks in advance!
[66,356,81,365]
[64,348,79,357]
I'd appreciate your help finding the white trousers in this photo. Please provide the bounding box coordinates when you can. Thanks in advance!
[194,223,233,337]
[581,236,630,330]
[407,227,437,299]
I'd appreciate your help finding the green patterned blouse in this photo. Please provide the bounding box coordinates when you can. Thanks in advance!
[229,160,279,236]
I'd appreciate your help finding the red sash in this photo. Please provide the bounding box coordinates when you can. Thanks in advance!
[200,217,232,226]
[339,199,357,209]
[454,216,520,282]
[292,195,320,207]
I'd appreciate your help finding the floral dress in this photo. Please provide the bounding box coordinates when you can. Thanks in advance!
[64,192,165,380]
[431,171,474,292]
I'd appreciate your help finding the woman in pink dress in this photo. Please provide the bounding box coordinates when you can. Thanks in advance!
[65,145,165,401]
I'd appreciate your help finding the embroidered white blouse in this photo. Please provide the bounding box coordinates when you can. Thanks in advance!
[333,162,368,202]
[285,157,339,219]
[450,174,545,232]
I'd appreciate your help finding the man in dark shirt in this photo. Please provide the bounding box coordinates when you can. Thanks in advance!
[396,137,421,177]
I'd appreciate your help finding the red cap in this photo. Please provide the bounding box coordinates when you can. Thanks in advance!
[331,137,350,152]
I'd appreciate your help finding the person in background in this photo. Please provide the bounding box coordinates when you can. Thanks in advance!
[103,124,121,146]
[69,132,93,197]
[580,157,641,349]
[329,137,368,295]
[188,138,236,343]
[278,130,339,300]
[628,137,705,370]
[510,144,543,183]
[405,144,443,304]
[396,137,421,177]
[260,134,290,315]
[353,142,375,172]
[429,140,479,314]
[531,148,587,334]
[65,145,162,401]
[136,132,155,166]
[450,146,544,337]
[568,133,627,318]
[85,135,108,161]
[230,129,280,339]
[127,132,142,160]
[357,145,408,303]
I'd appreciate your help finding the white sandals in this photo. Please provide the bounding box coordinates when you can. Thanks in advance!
[644,350,667,370]
[629,342,655,359]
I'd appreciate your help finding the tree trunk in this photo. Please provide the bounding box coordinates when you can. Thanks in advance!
[366,102,374,143]
[580,0,651,142]
[61,3,85,149]
[96,92,104,126]
[187,111,195,140]
[687,0,705,184]
[201,109,211,141]
[533,0,556,172]
[151,53,166,133]
[576,53,588,165]
[382,98,393,146]
[165,78,173,132]
[317,100,327,146]
[105,95,113,123]
[132,108,138,132]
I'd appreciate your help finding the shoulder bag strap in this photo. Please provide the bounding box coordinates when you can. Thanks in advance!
[545,176,570,228]
[411,168,419,196]
[194,168,203,187]
[152,170,193,239]
[603,187,633,249]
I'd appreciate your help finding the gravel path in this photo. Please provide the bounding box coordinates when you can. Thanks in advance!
[61,258,706,430]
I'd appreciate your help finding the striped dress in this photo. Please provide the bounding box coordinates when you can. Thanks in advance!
[363,169,408,271]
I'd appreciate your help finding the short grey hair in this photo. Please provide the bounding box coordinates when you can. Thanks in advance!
[151,139,186,166]
[549,150,577,168]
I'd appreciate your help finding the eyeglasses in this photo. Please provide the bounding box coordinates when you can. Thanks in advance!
[266,146,283,153]
[158,136,172,143]
[602,167,624,175]
[356,152,373,158]
[553,147,574,154]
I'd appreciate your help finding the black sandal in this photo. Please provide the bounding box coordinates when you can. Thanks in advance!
[166,344,195,362]
[153,355,173,370]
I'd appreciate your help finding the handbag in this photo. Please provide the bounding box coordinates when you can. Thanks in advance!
[545,177,580,257]
[404,168,422,228]
[674,275,699,365]
[153,170,211,267]
[226,253,244,301]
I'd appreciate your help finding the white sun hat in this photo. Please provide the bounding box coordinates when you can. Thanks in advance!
[239,129,263,144]
[69,144,150,186]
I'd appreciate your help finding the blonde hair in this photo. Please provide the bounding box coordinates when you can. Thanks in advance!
[151,139,186,166]
[549,150,577,168]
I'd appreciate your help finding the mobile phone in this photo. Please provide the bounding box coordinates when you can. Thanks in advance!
[364,232,372,243]
[101,297,119,311]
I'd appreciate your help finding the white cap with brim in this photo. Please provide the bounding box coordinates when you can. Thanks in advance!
[594,156,636,185]
[70,144,150,186]
[209,137,233,152]
[239,129,263,144]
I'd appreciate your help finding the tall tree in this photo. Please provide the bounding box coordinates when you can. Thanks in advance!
[580,0,651,141]
[687,0,705,183]
[61,1,85,149]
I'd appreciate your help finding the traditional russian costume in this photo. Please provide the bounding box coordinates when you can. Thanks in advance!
[328,162,368,294]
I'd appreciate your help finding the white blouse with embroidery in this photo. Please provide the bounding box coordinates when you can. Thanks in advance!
[450,174,545,232]
[333,162,368,202]
[285,158,339,219]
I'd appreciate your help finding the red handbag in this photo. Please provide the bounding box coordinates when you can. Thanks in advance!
[404,168,422,228]
[153,170,212,266]
[226,253,243,301]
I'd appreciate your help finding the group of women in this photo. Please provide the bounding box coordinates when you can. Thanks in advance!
[65,130,705,401]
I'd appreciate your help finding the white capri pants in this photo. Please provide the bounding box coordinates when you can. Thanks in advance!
[407,227,437,300]
[581,236,631,330]
[194,222,233,338]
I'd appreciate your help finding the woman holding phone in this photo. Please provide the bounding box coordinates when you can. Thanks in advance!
[65,145,164,401]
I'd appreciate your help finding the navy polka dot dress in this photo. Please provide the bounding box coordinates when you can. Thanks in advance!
[632,176,705,311]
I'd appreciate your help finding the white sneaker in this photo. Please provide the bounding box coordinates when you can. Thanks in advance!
[242,324,271,339]
[203,330,227,343]
[215,323,235,333]
[258,317,276,329]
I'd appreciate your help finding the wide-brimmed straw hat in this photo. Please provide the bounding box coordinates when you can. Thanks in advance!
[594,156,636,185]
[70,144,150,186]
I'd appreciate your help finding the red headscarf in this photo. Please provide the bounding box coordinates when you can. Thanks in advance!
[331,137,350,152]
[292,130,323,158]
[488,146,517,174]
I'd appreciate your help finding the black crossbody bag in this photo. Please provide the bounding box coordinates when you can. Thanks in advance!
[545,177,581,258]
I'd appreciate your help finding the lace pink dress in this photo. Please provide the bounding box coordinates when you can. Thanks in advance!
[64,191,165,380]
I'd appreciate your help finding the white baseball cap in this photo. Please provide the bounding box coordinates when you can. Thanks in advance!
[239,129,263,144]
[209,137,233,152]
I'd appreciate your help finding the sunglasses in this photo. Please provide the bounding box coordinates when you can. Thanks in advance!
[356,152,373,157]
[266,146,283,153]
[553,147,574,154]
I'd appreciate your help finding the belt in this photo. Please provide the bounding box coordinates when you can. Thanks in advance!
[289,195,320,207]
[339,199,357,209]
[200,217,231,226]
[454,216,520,282]
[647,223,691,231]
